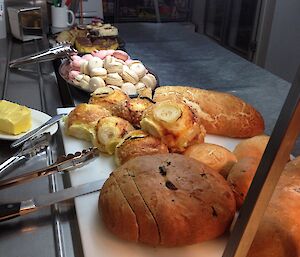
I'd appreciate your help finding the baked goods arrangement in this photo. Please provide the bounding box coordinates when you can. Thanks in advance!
[63,83,299,250]
[56,22,119,53]
[60,50,157,94]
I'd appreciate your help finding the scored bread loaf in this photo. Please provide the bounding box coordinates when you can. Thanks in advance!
[153,86,265,138]
[99,154,236,247]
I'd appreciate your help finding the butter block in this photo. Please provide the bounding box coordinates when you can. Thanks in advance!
[0,100,32,135]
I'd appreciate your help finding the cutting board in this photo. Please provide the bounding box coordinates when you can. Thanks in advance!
[57,107,242,257]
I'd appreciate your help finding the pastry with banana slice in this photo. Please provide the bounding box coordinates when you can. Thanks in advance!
[65,103,111,142]
[115,130,169,166]
[93,116,134,154]
[89,87,129,112]
[112,97,154,128]
[140,100,206,153]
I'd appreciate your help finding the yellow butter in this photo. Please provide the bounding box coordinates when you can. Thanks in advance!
[0,100,31,135]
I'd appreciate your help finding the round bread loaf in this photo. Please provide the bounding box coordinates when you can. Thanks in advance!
[99,154,236,247]
[227,157,260,208]
[184,143,237,178]
[233,134,270,161]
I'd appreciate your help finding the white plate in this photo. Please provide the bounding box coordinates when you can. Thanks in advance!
[57,107,244,257]
[0,108,58,141]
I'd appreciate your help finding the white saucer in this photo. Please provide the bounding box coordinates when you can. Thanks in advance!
[0,108,59,141]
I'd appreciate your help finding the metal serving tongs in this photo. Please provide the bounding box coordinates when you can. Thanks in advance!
[0,133,51,179]
[0,147,99,190]
[9,42,77,68]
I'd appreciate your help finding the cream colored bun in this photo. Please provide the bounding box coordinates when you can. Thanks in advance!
[88,57,103,73]
[99,153,236,246]
[103,55,115,69]
[153,86,265,138]
[135,82,146,91]
[93,116,134,154]
[89,67,107,78]
[130,62,147,79]
[137,87,153,98]
[122,65,139,84]
[121,82,137,96]
[184,143,237,178]
[115,130,169,166]
[80,60,89,75]
[140,100,206,152]
[106,61,123,74]
[233,134,270,161]
[140,74,157,89]
[89,86,129,112]
[75,74,90,90]
[88,77,106,91]
[227,157,260,208]
[105,73,123,86]
[65,103,111,142]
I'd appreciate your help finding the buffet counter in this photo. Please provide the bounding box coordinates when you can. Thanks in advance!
[0,22,299,257]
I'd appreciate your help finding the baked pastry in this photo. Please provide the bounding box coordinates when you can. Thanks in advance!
[115,130,169,166]
[184,143,237,178]
[247,156,300,257]
[112,97,154,128]
[88,87,129,112]
[65,103,111,142]
[233,134,270,161]
[227,157,260,208]
[153,86,265,138]
[99,154,236,246]
[92,116,134,154]
[140,100,206,152]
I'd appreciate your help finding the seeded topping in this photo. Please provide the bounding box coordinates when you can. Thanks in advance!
[165,180,178,190]
[159,166,167,176]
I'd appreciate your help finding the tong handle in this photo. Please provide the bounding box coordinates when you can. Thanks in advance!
[0,156,26,178]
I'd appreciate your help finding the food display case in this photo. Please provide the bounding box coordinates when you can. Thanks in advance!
[0,10,300,257]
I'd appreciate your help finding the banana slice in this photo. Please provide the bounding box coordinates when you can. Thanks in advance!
[153,103,182,123]
[140,117,163,138]
[97,125,121,154]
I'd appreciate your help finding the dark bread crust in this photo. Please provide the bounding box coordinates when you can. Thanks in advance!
[99,154,236,246]
[153,86,265,138]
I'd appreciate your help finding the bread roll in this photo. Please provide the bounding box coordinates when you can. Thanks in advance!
[227,157,260,208]
[112,97,154,128]
[233,134,270,161]
[115,130,169,166]
[99,154,236,247]
[247,156,300,257]
[140,100,206,152]
[184,143,237,178]
[65,103,111,141]
[153,86,265,138]
[93,116,134,154]
[88,86,129,112]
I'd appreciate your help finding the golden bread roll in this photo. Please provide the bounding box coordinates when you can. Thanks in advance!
[99,154,236,246]
[140,100,206,152]
[112,97,154,127]
[153,86,265,138]
[233,134,270,161]
[247,156,300,257]
[115,130,169,166]
[93,116,134,154]
[65,103,111,141]
[184,143,237,178]
[227,157,260,208]
[88,87,129,112]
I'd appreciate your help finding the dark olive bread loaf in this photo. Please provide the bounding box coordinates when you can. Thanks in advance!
[99,153,236,247]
